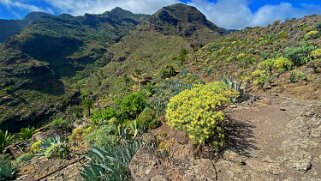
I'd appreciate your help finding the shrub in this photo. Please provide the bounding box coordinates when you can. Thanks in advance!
[258,59,273,72]
[160,65,176,79]
[272,57,293,73]
[16,153,34,165]
[85,125,118,147]
[135,108,159,131]
[51,118,71,130]
[44,143,69,159]
[30,140,42,153]
[17,127,35,140]
[166,82,239,147]
[252,70,269,86]
[117,91,147,119]
[308,59,321,73]
[91,107,117,124]
[289,71,308,83]
[80,141,141,181]
[39,136,69,159]
[304,30,320,39]
[178,48,188,62]
[69,127,83,142]
[0,130,14,152]
[311,48,321,59]
[0,155,16,180]
[285,44,316,66]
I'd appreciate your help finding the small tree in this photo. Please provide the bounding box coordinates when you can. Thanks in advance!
[82,97,93,118]
[166,82,238,148]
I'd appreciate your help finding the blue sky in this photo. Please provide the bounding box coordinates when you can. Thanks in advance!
[1,0,321,29]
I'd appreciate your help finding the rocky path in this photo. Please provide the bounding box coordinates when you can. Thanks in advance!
[129,94,321,180]
[217,95,321,180]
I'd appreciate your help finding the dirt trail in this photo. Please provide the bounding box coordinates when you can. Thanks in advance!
[217,94,321,180]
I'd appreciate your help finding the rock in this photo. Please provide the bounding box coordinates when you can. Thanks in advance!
[183,159,217,181]
[129,148,160,181]
[280,108,286,111]
[151,175,170,181]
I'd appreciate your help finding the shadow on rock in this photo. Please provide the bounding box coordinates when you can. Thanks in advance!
[222,116,258,157]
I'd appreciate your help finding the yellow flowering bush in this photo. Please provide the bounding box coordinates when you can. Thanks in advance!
[252,70,269,86]
[165,82,239,147]
[311,48,321,59]
[304,30,320,39]
[30,140,42,153]
[258,57,292,73]
[272,57,293,73]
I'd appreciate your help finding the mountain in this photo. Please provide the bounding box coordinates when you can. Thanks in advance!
[0,12,51,43]
[0,4,224,131]
[0,8,149,131]
[81,3,225,99]
[139,3,225,46]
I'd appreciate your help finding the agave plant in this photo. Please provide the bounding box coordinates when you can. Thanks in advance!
[81,140,141,181]
[0,130,15,151]
[0,155,16,181]
[222,76,241,92]
[39,136,69,159]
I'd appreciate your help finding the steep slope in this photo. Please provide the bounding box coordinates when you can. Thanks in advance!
[82,3,224,98]
[188,15,321,99]
[0,8,148,131]
[0,12,50,42]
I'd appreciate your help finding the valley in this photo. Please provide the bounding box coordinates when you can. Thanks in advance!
[0,3,321,181]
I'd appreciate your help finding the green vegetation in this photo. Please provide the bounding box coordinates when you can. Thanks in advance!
[39,136,69,159]
[0,130,15,151]
[81,141,141,181]
[16,153,34,165]
[0,155,16,181]
[51,118,71,131]
[166,82,238,147]
[17,127,35,140]
[116,91,147,119]
[85,125,118,147]
[90,108,117,124]
[284,44,316,66]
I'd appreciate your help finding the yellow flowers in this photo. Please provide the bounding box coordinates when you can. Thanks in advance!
[304,30,320,39]
[165,81,238,146]
[311,48,321,59]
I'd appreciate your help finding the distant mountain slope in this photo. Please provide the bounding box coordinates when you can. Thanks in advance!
[0,12,50,42]
[82,3,225,98]
[139,3,225,46]
[0,8,148,131]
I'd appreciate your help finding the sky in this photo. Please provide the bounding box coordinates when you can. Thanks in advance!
[0,0,321,29]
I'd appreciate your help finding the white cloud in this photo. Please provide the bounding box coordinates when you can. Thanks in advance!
[44,0,179,15]
[0,0,43,12]
[187,0,321,29]
[1,0,321,29]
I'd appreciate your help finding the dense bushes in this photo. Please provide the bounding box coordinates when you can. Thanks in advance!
[91,108,117,124]
[166,82,238,147]
[285,44,316,66]
[258,57,293,73]
[117,91,147,119]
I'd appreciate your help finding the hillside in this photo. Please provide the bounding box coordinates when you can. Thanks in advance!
[81,3,224,99]
[1,3,321,181]
[0,12,51,43]
[0,7,148,131]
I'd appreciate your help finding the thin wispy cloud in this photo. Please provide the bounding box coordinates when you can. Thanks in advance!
[44,0,179,15]
[1,0,321,29]
[187,0,321,29]
[0,0,43,12]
